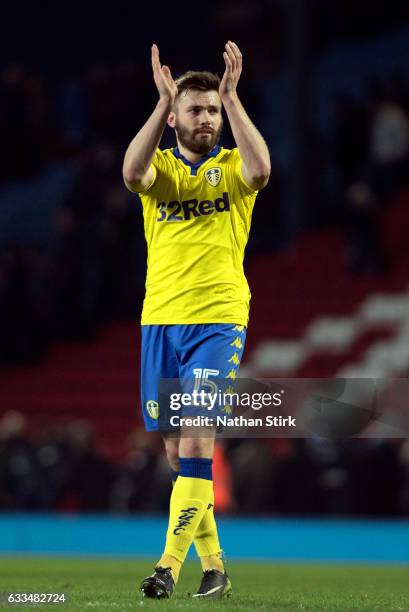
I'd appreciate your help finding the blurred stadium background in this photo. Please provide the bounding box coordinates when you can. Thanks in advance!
[1,0,409,567]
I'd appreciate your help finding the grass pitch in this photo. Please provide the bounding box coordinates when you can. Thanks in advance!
[0,557,408,611]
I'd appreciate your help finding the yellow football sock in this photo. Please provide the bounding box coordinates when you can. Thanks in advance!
[171,471,224,573]
[159,472,212,576]
[193,488,225,572]
[200,552,225,573]
[156,553,182,582]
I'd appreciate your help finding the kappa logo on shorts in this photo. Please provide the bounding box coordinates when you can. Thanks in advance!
[146,400,159,420]
[205,167,222,187]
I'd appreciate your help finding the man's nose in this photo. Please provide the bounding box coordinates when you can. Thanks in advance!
[200,111,212,124]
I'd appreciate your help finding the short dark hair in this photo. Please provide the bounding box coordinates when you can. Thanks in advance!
[175,71,220,101]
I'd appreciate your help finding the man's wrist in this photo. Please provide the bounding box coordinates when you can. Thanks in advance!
[220,91,240,109]
[157,97,174,112]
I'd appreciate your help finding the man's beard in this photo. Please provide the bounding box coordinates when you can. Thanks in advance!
[174,121,223,155]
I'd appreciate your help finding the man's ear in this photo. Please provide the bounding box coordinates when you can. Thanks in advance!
[167,112,176,128]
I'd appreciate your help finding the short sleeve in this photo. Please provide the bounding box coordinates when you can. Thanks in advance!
[138,149,173,196]
[137,164,157,194]
[230,148,258,195]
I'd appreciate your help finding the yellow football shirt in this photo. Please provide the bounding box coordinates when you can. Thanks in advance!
[138,146,258,325]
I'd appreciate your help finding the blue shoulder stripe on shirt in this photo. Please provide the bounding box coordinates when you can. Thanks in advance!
[172,145,221,176]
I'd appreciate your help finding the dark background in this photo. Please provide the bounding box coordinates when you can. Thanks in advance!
[1,0,409,516]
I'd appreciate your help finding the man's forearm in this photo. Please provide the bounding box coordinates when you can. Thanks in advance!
[222,93,270,183]
[123,98,172,181]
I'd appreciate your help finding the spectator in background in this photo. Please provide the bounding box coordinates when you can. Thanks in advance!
[34,424,71,510]
[57,420,115,512]
[368,82,409,201]
[343,439,404,516]
[111,429,163,513]
[343,181,387,275]
[0,411,45,509]
[229,440,275,513]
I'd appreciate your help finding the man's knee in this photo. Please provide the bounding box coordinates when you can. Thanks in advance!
[179,436,214,458]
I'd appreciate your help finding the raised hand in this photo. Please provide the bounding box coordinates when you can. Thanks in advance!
[151,44,178,104]
[219,41,242,102]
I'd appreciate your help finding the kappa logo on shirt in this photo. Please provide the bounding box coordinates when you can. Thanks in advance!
[156,191,230,222]
[205,167,222,187]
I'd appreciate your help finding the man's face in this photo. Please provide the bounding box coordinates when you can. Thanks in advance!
[169,89,223,154]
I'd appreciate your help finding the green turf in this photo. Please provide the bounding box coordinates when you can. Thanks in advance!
[0,557,408,611]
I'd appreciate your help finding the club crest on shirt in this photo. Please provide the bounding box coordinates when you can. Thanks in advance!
[146,400,159,419]
[205,167,222,187]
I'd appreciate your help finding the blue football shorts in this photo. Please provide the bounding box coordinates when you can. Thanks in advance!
[140,323,247,431]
